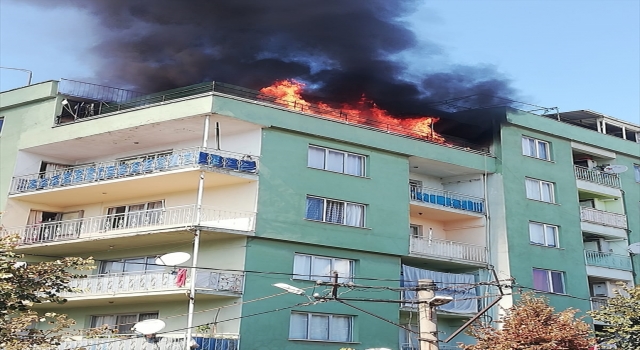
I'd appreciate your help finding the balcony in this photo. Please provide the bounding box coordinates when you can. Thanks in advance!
[409,236,487,266]
[9,147,259,199]
[410,186,485,215]
[590,297,608,312]
[53,335,239,350]
[580,207,627,229]
[2,205,255,252]
[585,250,632,271]
[574,165,621,188]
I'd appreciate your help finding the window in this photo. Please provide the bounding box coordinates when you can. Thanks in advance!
[305,196,365,227]
[100,256,164,274]
[106,200,164,228]
[522,136,550,160]
[0,116,4,134]
[532,269,565,294]
[308,145,365,177]
[409,224,423,237]
[634,164,640,182]
[525,178,555,203]
[409,179,422,201]
[293,254,354,283]
[90,312,158,334]
[289,312,353,342]
[529,222,558,247]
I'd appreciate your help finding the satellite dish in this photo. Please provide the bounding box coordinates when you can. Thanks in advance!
[628,242,640,255]
[133,319,165,335]
[603,165,628,174]
[155,252,190,266]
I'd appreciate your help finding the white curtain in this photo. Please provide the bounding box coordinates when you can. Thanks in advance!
[91,315,116,328]
[27,210,43,225]
[525,178,540,200]
[308,146,325,169]
[401,265,477,314]
[289,313,308,339]
[293,255,312,280]
[325,200,344,223]
[311,257,332,281]
[326,150,344,172]
[309,314,329,340]
[116,314,138,334]
[333,259,352,283]
[529,222,544,245]
[541,182,553,202]
[345,203,364,227]
[345,154,363,176]
[330,315,351,341]
[545,226,557,247]
[522,137,536,157]
[537,142,548,159]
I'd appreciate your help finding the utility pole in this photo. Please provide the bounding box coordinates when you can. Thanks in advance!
[418,279,438,350]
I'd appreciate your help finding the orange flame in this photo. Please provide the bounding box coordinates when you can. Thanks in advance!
[259,79,445,143]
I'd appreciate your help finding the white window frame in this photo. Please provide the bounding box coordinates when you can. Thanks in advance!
[99,256,164,274]
[293,253,354,283]
[525,178,555,203]
[634,164,640,183]
[522,136,550,160]
[305,195,366,228]
[532,268,565,294]
[528,222,559,247]
[90,312,158,334]
[308,145,366,177]
[106,200,165,228]
[0,116,4,135]
[409,224,423,237]
[289,312,353,342]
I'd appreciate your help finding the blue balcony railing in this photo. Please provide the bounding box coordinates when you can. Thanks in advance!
[584,250,632,271]
[410,186,485,214]
[10,147,258,194]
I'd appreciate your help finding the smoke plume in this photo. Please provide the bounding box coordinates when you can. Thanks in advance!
[20,0,516,114]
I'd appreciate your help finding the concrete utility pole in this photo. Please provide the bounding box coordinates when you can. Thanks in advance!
[418,279,438,350]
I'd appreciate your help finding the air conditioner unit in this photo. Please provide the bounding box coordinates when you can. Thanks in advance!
[592,283,607,297]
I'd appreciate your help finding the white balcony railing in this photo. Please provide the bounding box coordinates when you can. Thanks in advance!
[410,186,485,214]
[54,335,239,350]
[9,147,259,194]
[590,297,609,312]
[580,207,627,229]
[584,250,633,271]
[574,165,621,188]
[409,236,487,265]
[2,205,256,246]
[61,269,244,298]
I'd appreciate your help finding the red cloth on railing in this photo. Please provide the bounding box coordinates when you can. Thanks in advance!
[175,268,187,287]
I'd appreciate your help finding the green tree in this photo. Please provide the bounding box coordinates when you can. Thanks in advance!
[589,283,640,349]
[0,235,95,349]
[460,293,595,350]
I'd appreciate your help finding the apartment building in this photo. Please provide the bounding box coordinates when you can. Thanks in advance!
[0,80,637,350]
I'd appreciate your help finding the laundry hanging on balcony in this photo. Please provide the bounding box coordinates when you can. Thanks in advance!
[175,268,187,287]
[401,265,477,314]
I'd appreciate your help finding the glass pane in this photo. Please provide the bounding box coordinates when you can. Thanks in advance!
[325,200,344,224]
[333,259,353,283]
[551,272,564,293]
[525,179,540,200]
[545,226,557,247]
[293,255,311,280]
[537,142,548,160]
[345,154,364,176]
[344,203,364,227]
[309,314,329,340]
[289,313,308,339]
[308,146,325,169]
[144,257,164,271]
[123,258,145,272]
[116,314,138,334]
[139,313,159,321]
[634,165,640,182]
[305,197,324,221]
[529,223,544,245]
[522,137,536,157]
[326,150,344,173]
[532,269,549,292]
[311,257,332,281]
[541,182,553,202]
[330,315,352,341]
[91,315,116,328]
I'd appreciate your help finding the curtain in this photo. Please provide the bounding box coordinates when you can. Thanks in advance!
[330,315,351,341]
[550,271,564,293]
[537,142,548,159]
[525,179,540,200]
[522,137,536,157]
[91,315,116,328]
[309,314,329,340]
[345,203,364,227]
[333,259,352,283]
[293,255,312,280]
[532,269,548,291]
[345,154,363,176]
[289,313,308,339]
[27,210,43,225]
[545,226,557,247]
[305,197,324,221]
[308,146,325,169]
[116,314,138,334]
[325,200,344,224]
[401,265,477,314]
[541,182,553,202]
[311,257,332,282]
[326,150,344,173]
[529,222,544,245]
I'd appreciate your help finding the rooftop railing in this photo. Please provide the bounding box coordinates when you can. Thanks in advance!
[410,186,485,214]
[584,250,632,271]
[574,165,621,188]
[2,205,256,246]
[409,236,487,265]
[580,207,627,229]
[9,147,258,195]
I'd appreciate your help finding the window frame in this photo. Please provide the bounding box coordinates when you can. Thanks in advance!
[528,222,559,248]
[634,164,640,183]
[525,178,556,203]
[293,253,355,283]
[308,145,366,177]
[90,312,159,334]
[99,256,165,274]
[305,195,366,228]
[532,268,565,294]
[409,224,423,237]
[289,311,354,342]
[522,136,551,161]
[0,116,4,135]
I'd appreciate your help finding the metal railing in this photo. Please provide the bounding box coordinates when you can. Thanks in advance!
[2,205,256,246]
[54,335,239,350]
[410,236,487,264]
[59,79,145,104]
[580,207,627,229]
[584,250,632,271]
[410,186,485,214]
[590,297,608,312]
[62,269,243,297]
[574,165,621,188]
[9,147,259,194]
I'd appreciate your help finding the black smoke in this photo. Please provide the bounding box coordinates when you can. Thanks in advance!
[20,0,516,114]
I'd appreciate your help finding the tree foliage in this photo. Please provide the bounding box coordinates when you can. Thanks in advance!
[589,283,640,349]
[0,235,95,349]
[460,293,595,350]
